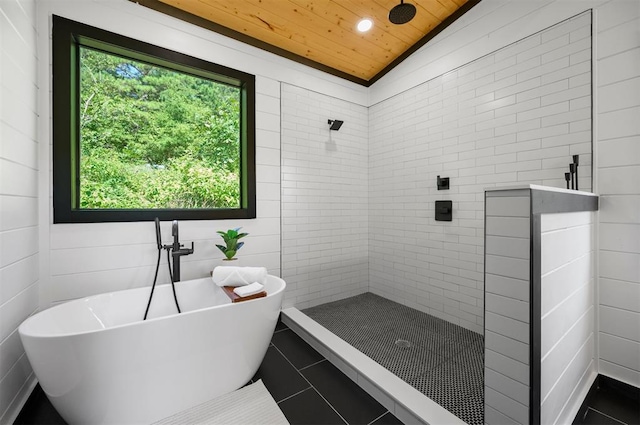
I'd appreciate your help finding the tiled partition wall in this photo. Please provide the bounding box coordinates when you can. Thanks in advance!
[484,186,598,425]
[484,190,531,425]
[0,0,39,422]
[281,84,369,309]
[368,12,592,333]
[540,211,596,425]
[595,1,640,387]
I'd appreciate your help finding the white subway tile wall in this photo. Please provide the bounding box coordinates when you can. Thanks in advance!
[369,12,592,334]
[0,0,39,422]
[484,190,531,425]
[596,0,640,388]
[281,84,369,309]
[540,211,596,425]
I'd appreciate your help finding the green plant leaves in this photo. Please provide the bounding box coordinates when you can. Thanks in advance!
[216,228,248,259]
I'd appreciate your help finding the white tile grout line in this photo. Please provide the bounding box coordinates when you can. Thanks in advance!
[298,358,327,372]
[281,307,468,425]
[367,411,389,425]
[276,387,310,405]
[588,407,628,425]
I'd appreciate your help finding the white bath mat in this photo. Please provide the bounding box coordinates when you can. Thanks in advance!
[153,380,290,425]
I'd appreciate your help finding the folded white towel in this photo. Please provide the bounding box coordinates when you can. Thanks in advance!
[212,266,267,287]
[233,282,265,297]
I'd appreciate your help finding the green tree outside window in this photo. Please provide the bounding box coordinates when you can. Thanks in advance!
[79,47,241,209]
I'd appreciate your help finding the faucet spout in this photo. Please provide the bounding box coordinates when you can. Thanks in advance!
[172,220,180,250]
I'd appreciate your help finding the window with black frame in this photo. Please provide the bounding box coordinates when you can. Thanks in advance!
[52,15,256,223]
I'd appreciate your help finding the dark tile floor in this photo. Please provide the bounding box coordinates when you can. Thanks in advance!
[573,375,640,425]
[250,321,402,425]
[14,320,402,425]
[13,385,65,425]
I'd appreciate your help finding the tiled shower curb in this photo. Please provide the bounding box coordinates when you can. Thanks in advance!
[281,307,466,425]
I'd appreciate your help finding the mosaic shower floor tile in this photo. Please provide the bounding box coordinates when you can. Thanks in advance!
[304,292,484,425]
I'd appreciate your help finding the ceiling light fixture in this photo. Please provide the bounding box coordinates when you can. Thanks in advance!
[389,0,417,25]
[357,18,373,32]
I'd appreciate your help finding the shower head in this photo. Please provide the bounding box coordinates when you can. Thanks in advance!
[328,119,344,131]
[389,0,416,25]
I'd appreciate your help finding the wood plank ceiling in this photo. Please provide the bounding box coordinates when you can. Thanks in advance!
[134,0,480,86]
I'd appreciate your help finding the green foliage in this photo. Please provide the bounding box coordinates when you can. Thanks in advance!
[216,228,248,260]
[78,47,241,209]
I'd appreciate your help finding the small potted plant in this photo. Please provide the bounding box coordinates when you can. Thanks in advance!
[216,227,248,261]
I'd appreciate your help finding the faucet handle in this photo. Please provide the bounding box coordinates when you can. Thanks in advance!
[173,241,194,255]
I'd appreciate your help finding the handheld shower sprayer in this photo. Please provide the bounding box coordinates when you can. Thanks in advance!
[145,218,164,320]
[155,217,162,250]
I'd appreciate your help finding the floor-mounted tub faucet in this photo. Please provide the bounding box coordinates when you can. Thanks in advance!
[145,218,193,319]
[170,220,194,282]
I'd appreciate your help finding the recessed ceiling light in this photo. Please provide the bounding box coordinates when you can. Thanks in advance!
[357,18,373,32]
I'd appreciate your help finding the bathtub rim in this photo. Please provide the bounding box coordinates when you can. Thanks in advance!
[19,274,286,339]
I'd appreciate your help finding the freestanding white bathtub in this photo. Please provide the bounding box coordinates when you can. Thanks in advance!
[19,275,285,424]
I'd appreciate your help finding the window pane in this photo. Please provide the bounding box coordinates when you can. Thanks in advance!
[79,47,241,210]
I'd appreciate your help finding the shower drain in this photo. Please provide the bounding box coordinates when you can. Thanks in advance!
[395,339,413,348]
